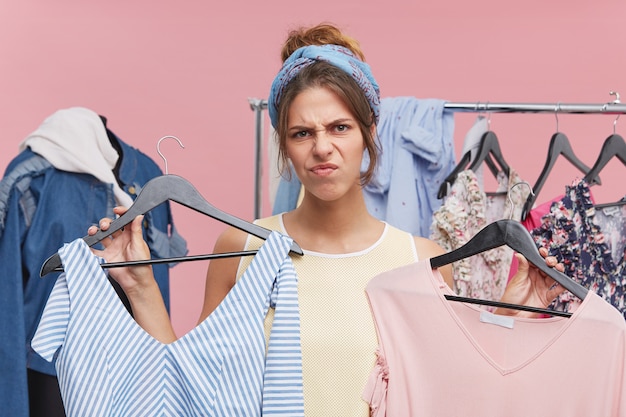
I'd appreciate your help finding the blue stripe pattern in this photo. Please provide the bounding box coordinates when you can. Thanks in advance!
[32,232,304,416]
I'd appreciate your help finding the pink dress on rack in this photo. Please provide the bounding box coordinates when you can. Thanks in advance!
[362,260,626,417]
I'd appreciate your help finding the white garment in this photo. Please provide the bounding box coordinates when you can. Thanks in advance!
[19,107,133,207]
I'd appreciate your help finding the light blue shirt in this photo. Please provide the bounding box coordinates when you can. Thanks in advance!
[363,97,456,237]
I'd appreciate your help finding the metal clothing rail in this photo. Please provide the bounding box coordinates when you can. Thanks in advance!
[247,97,626,218]
[443,101,626,114]
[250,98,626,114]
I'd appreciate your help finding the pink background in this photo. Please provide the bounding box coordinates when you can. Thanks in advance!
[2,0,625,336]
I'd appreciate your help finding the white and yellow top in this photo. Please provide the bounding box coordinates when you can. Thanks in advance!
[237,214,418,416]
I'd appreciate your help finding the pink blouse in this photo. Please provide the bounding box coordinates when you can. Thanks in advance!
[363,260,626,417]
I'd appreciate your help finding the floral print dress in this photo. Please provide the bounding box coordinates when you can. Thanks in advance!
[530,179,626,317]
[430,169,530,302]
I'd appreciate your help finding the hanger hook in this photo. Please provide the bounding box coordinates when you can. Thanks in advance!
[475,101,487,119]
[603,91,621,134]
[485,101,491,128]
[608,91,621,134]
[156,135,185,175]
[508,181,535,220]
[554,102,561,132]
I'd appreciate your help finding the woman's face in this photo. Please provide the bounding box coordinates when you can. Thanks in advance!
[285,86,365,203]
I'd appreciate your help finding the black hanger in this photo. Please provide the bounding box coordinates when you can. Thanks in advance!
[595,195,626,210]
[521,132,601,220]
[467,131,511,175]
[430,219,588,317]
[582,133,626,186]
[44,250,264,274]
[581,112,626,208]
[40,174,303,277]
[437,131,510,199]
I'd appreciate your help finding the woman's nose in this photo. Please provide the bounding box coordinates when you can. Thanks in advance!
[313,133,334,156]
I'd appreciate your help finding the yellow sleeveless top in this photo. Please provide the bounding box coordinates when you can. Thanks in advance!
[236,214,418,416]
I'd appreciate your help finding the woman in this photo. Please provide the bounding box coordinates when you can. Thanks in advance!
[93,23,564,416]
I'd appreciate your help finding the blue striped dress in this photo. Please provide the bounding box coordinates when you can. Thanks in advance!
[32,231,304,416]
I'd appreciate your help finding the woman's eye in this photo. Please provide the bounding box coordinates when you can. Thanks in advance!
[295,131,309,138]
[335,124,348,132]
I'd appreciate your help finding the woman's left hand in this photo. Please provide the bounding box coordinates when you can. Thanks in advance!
[497,247,566,317]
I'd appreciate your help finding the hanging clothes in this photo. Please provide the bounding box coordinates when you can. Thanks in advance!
[18,107,134,208]
[362,97,456,237]
[530,179,626,317]
[430,168,530,301]
[32,231,303,417]
[362,260,626,417]
[522,187,595,231]
[513,182,595,287]
[0,108,187,417]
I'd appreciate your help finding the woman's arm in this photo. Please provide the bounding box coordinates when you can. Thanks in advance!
[90,207,177,343]
[197,226,249,323]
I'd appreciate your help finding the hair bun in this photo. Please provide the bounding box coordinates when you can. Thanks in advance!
[281,23,365,63]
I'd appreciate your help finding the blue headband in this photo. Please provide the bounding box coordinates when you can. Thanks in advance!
[268,44,380,129]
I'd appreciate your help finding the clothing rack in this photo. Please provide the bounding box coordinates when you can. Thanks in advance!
[248,97,626,218]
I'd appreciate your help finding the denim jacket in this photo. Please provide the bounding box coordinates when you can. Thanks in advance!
[0,131,188,416]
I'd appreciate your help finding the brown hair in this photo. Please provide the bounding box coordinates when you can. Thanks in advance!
[275,23,379,186]
[280,23,366,62]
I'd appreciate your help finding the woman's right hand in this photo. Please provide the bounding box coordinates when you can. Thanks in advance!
[88,206,154,297]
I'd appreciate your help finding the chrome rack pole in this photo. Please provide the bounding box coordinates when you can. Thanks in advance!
[250,98,626,114]
[443,101,626,114]
[248,98,267,219]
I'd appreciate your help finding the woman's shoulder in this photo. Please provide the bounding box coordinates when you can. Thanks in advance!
[411,234,454,288]
[383,223,446,261]
[253,213,283,231]
[413,235,446,259]
[223,214,286,254]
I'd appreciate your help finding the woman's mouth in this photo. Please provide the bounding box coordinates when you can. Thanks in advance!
[310,164,337,176]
